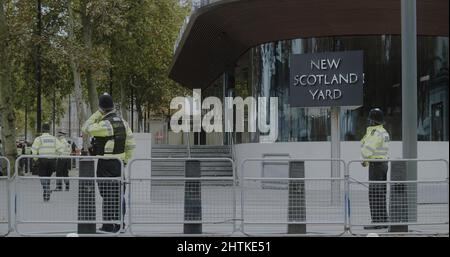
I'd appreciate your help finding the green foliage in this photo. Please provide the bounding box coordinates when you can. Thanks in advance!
[1,0,190,137]
[108,0,190,115]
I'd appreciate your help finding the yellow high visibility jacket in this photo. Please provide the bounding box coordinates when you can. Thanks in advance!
[361,125,390,159]
[58,137,72,156]
[82,110,135,163]
[31,133,65,157]
[24,146,32,155]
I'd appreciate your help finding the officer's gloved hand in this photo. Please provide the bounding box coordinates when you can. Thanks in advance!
[361,161,368,167]
[87,146,94,156]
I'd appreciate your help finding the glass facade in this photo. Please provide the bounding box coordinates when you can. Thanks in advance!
[232,36,449,143]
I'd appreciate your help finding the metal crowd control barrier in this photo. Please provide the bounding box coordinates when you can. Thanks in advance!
[239,158,347,236]
[13,155,124,236]
[127,158,236,236]
[0,156,11,236]
[347,159,449,236]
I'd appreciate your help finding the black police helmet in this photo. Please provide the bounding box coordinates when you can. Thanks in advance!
[42,123,50,133]
[368,108,384,125]
[99,93,114,111]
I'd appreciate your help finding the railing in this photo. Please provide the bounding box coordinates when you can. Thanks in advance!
[186,131,192,158]
[347,159,449,236]
[1,157,448,237]
[239,158,347,236]
[126,158,236,236]
[0,157,11,236]
[12,155,124,237]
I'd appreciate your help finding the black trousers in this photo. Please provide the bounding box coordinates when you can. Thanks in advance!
[38,158,56,200]
[368,162,389,223]
[19,158,28,173]
[0,158,4,176]
[96,159,125,223]
[56,158,70,188]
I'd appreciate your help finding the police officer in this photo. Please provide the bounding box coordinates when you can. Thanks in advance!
[82,93,135,233]
[24,142,32,173]
[361,108,390,229]
[0,139,3,176]
[17,142,23,156]
[55,131,71,191]
[17,142,24,174]
[31,123,65,202]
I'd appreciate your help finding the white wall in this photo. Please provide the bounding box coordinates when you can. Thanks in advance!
[235,142,449,181]
[127,133,151,179]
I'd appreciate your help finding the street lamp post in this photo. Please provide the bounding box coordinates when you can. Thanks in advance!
[390,0,418,233]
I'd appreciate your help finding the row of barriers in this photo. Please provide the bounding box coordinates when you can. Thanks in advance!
[0,155,448,236]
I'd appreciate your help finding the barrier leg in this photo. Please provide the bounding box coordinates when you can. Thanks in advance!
[288,161,306,234]
[389,161,408,232]
[184,160,202,234]
[78,159,96,234]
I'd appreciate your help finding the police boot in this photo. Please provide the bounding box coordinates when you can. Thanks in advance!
[43,191,51,202]
[111,224,121,233]
[54,182,62,191]
[99,224,114,233]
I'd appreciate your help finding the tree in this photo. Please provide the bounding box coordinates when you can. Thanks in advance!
[2,0,191,157]
[67,0,89,149]
[34,0,42,134]
[0,0,18,171]
[108,0,189,131]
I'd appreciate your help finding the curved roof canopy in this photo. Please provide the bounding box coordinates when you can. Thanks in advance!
[169,0,449,89]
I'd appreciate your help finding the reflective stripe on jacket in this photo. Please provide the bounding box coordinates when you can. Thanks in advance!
[360,125,390,159]
[24,147,32,155]
[58,137,72,155]
[31,133,65,157]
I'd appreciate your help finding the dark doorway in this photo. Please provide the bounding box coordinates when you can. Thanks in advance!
[431,102,444,141]
[194,131,206,145]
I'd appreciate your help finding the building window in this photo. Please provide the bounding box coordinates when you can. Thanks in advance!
[233,35,449,143]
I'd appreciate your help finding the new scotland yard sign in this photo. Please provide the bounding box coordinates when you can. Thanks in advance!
[289,50,363,107]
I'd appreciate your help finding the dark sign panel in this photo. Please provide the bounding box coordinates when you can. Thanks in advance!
[289,50,363,107]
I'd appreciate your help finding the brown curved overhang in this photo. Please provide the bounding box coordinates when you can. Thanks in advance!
[169,0,449,89]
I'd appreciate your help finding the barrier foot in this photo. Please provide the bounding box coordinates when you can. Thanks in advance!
[184,160,202,234]
[288,161,306,234]
[288,224,306,234]
[184,224,202,234]
[388,225,408,233]
[77,159,96,234]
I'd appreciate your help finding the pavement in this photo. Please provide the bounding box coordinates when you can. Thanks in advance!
[0,175,448,237]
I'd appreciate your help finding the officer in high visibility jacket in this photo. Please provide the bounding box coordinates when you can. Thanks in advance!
[0,139,3,176]
[55,131,71,191]
[17,143,24,174]
[360,108,390,230]
[82,93,135,233]
[24,143,32,173]
[31,123,65,202]
[17,143,23,156]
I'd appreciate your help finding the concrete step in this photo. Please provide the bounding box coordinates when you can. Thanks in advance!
[148,181,234,187]
[150,145,233,177]
[151,170,232,177]
[151,162,232,167]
